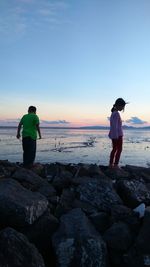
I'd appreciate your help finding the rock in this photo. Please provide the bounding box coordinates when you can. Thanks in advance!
[89,212,112,233]
[12,168,56,199]
[0,227,45,267]
[44,163,60,180]
[0,160,18,178]
[110,204,140,234]
[123,165,150,177]
[75,163,107,178]
[22,209,59,266]
[0,178,48,228]
[31,163,45,176]
[104,167,129,180]
[116,178,150,208]
[118,207,150,267]
[52,170,73,193]
[72,198,98,215]
[1,162,150,266]
[52,208,109,267]
[135,207,150,253]
[133,203,145,218]
[76,178,122,212]
[103,222,133,251]
[54,188,76,218]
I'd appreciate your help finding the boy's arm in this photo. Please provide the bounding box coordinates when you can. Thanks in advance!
[36,124,42,139]
[16,121,22,139]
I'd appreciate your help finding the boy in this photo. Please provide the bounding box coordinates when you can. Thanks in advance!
[16,106,41,168]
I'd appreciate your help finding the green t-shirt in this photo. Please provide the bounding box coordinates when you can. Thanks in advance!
[20,113,39,140]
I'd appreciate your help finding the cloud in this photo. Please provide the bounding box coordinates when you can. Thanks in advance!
[0,0,70,37]
[0,119,70,126]
[125,117,147,125]
[40,120,70,125]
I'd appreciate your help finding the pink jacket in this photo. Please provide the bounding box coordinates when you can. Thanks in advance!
[109,111,123,139]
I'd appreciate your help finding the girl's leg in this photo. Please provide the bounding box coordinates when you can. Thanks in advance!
[114,136,123,165]
[109,139,118,166]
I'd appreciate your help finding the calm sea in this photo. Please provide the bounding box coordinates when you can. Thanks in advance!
[0,127,150,167]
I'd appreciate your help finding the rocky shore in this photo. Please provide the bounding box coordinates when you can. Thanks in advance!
[0,160,150,267]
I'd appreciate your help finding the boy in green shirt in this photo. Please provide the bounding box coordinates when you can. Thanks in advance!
[16,106,41,168]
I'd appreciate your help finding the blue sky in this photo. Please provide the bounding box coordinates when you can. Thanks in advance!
[0,0,150,126]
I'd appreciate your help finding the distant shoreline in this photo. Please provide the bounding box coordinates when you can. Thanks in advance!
[0,125,150,130]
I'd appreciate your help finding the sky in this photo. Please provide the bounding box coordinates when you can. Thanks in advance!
[0,0,150,127]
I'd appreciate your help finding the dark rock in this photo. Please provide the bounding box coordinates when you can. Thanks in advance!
[135,207,150,253]
[44,163,60,180]
[76,178,122,212]
[0,227,45,267]
[103,222,133,251]
[22,209,59,266]
[54,188,76,217]
[110,204,140,234]
[104,167,129,180]
[72,198,98,215]
[0,160,18,178]
[75,163,107,178]
[0,178,48,228]
[52,170,73,193]
[12,168,56,199]
[89,212,112,233]
[116,179,150,208]
[123,165,150,177]
[52,208,109,267]
[1,162,150,267]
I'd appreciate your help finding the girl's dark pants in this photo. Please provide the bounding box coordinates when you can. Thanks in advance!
[22,137,36,168]
[109,136,123,165]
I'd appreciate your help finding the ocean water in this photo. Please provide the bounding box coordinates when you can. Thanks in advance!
[0,127,150,167]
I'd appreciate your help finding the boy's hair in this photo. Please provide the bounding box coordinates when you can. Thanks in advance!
[28,106,36,113]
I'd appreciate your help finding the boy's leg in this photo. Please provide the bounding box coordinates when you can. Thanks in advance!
[22,137,30,167]
[22,137,36,168]
[30,139,36,165]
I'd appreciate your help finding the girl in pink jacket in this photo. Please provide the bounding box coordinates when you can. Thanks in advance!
[109,98,127,168]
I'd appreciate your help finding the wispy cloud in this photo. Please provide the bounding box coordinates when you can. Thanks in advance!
[0,0,70,37]
[0,119,70,126]
[40,120,70,125]
[125,117,147,125]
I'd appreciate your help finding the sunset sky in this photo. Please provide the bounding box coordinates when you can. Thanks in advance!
[1,0,150,127]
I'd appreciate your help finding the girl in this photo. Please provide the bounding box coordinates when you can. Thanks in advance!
[109,98,127,168]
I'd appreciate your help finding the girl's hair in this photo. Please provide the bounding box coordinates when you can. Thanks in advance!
[111,98,126,112]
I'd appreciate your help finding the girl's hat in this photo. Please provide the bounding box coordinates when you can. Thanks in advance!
[114,98,128,106]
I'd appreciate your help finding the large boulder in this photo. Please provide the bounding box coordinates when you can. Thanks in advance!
[76,178,122,212]
[0,227,45,267]
[0,178,48,228]
[103,222,133,251]
[116,179,150,208]
[52,208,109,267]
[12,168,56,199]
[22,209,59,266]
